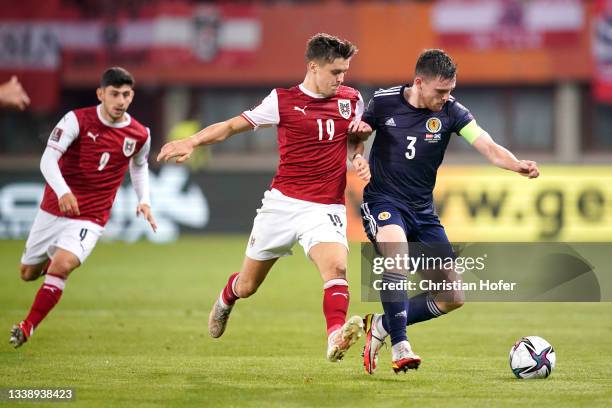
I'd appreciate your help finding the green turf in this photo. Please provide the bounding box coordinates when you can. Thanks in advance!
[1,236,610,407]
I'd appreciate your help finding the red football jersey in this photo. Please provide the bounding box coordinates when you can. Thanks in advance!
[242,84,363,204]
[41,105,150,226]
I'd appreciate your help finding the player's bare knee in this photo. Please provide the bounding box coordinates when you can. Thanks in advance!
[47,261,76,279]
[326,262,347,280]
[20,272,36,282]
[20,265,39,281]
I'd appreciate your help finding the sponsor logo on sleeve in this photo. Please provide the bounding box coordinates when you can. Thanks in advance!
[50,127,63,142]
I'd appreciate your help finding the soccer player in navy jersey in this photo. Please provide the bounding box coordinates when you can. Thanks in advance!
[158,33,373,362]
[359,49,539,374]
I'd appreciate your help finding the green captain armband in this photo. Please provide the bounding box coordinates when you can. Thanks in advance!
[458,120,483,145]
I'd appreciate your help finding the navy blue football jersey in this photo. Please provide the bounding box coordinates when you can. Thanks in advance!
[362,85,474,210]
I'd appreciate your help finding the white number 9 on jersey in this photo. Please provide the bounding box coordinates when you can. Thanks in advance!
[98,152,110,171]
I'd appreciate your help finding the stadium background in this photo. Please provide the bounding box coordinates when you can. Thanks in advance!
[0,1,611,407]
[1,0,611,243]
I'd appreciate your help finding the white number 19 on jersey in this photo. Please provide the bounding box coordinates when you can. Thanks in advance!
[317,119,335,141]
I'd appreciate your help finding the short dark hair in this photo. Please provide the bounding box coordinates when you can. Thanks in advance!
[100,67,135,88]
[415,49,456,80]
[305,33,357,64]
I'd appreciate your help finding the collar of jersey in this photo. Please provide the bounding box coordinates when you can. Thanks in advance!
[97,104,132,128]
[298,84,327,99]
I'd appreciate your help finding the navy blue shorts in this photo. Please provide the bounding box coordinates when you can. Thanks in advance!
[360,197,455,259]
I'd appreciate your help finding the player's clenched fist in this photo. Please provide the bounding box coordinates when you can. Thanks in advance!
[516,160,539,179]
[58,193,80,216]
[157,138,196,163]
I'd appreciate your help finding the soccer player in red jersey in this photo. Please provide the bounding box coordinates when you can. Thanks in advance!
[158,33,373,362]
[9,67,157,348]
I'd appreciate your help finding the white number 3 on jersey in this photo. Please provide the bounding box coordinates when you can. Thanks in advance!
[98,152,110,171]
[405,136,417,160]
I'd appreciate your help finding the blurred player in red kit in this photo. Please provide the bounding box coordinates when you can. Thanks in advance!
[10,67,157,348]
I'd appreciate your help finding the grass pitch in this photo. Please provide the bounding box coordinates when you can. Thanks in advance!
[1,236,610,407]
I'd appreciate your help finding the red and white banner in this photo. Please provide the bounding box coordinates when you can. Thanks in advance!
[0,23,61,111]
[593,0,612,103]
[432,0,584,50]
[0,3,261,110]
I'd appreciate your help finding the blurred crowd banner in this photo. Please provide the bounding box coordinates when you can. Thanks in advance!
[432,0,584,49]
[0,0,600,111]
[0,166,610,243]
[0,1,261,111]
[593,0,612,102]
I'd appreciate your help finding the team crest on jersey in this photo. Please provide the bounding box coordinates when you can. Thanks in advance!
[123,137,137,156]
[338,99,352,120]
[377,211,391,221]
[425,117,442,133]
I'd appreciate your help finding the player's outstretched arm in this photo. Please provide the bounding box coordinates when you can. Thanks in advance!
[348,134,370,182]
[471,131,540,179]
[157,116,251,163]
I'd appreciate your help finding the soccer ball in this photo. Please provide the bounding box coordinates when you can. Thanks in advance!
[509,336,556,379]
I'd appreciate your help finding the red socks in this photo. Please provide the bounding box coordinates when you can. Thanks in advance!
[24,273,65,331]
[220,272,240,306]
[219,273,349,336]
[323,279,349,335]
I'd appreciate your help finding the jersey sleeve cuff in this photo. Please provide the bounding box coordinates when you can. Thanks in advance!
[54,185,72,199]
[240,112,257,129]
